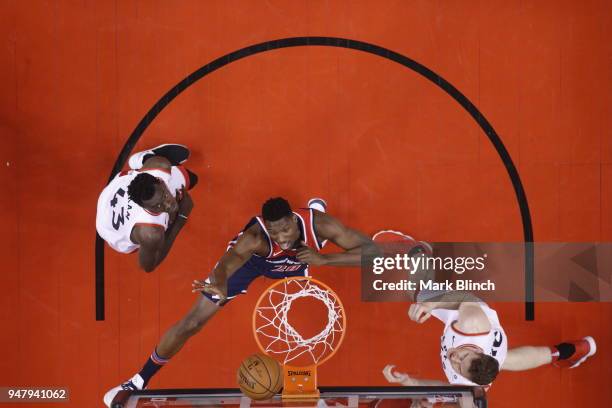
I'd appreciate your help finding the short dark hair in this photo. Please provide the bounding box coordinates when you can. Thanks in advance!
[262,197,292,221]
[128,173,159,206]
[468,354,500,385]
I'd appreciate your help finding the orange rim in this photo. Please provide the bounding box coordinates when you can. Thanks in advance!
[252,276,347,367]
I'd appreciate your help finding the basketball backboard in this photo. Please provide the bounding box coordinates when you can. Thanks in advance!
[111,386,487,408]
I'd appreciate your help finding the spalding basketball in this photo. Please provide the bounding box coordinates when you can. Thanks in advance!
[237,353,283,400]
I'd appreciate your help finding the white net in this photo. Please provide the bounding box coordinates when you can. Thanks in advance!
[254,278,345,366]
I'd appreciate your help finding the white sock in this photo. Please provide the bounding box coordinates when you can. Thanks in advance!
[128,151,153,170]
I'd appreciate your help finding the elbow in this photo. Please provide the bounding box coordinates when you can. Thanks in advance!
[141,263,157,273]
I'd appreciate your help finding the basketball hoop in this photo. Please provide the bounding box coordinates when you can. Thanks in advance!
[252,277,346,399]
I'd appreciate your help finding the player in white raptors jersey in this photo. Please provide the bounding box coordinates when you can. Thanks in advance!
[96,144,198,272]
[381,233,597,391]
[384,295,597,388]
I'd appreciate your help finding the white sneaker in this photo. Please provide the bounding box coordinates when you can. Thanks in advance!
[103,373,144,407]
[307,197,327,213]
[128,143,190,170]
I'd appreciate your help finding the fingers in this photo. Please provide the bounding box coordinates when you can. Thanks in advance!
[191,280,228,301]
[190,280,213,293]
[295,246,312,261]
[382,365,398,382]
[408,304,417,320]
[418,311,432,323]
[296,244,310,254]
[408,303,423,322]
[382,365,405,383]
[408,303,431,323]
[191,279,206,292]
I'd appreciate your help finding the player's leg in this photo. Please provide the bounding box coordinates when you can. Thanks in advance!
[156,295,219,359]
[502,336,597,372]
[103,296,219,406]
[139,266,259,383]
[103,263,261,407]
[129,143,190,170]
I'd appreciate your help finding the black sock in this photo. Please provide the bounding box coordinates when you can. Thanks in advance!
[186,169,198,190]
[554,343,576,360]
[138,348,169,388]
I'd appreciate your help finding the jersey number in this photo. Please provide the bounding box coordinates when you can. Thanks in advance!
[271,265,302,272]
[492,331,504,357]
[110,188,129,230]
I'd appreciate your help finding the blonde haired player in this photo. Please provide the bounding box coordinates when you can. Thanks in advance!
[380,232,597,388]
[383,291,597,388]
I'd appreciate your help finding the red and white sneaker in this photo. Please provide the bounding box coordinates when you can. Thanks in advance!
[307,197,327,213]
[554,336,597,369]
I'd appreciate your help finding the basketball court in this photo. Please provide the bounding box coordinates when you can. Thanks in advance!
[0,1,610,407]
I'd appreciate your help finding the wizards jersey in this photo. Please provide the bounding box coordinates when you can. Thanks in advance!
[229,207,327,277]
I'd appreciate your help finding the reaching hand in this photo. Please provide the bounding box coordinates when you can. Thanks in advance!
[382,364,419,386]
[296,242,327,265]
[408,302,433,323]
[192,279,227,302]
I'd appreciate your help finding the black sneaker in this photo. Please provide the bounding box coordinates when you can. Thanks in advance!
[128,143,190,169]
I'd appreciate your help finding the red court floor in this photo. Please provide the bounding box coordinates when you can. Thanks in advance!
[0,1,610,407]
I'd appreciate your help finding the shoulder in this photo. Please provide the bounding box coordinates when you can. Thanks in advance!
[455,303,492,334]
[311,210,343,236]
[236,223,268,253]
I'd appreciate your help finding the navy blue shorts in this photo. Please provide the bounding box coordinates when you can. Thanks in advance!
[202,256,309,304]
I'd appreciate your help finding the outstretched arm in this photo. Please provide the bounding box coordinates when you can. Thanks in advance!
[382,365,449,386]
[296,210,374,267]
[501,346,552,371]
[191,225,264,301]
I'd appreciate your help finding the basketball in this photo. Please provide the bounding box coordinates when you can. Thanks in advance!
[237,353,283,400]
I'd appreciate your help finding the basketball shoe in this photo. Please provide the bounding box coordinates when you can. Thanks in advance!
[103,374,144,407]
[307,197,327,213]
[553,336,597,368]
[128,143,190,170]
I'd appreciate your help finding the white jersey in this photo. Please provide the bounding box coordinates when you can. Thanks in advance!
[431,303,507,386]
[96,166,189,253]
